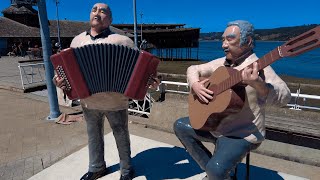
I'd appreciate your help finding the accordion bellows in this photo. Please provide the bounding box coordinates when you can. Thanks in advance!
[50,44,160,100]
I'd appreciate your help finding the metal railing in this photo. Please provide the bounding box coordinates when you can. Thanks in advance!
[128,92,155,117]
[17,63,319,113]
[288,93,320,111]
[18,60,46,90]
[161,81,189,94]
[159,80,320,111]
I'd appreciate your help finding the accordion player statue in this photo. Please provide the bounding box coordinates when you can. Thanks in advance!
[50,43,160,100]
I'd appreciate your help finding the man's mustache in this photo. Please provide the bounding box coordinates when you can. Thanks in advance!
[92,16,101,21]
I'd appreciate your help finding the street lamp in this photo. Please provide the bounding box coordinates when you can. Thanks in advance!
[140,12,143,43]
[133,0,138,47]
[37,0,61,120]
[55,0,61,50]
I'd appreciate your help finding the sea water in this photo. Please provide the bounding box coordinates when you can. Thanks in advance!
[198,41,320,79]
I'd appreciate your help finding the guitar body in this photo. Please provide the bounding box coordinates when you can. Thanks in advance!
[188,66,246,131]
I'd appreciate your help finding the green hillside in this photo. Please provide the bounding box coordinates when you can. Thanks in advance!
[200,24,319,41]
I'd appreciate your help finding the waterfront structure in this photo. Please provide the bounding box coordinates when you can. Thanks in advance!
[0,1,200,61]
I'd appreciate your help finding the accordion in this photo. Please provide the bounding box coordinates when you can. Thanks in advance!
[50,44,160,100]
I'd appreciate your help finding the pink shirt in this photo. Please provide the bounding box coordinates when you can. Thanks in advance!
[187,53,291,143]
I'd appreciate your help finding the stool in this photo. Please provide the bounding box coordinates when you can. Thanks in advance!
[234,152,250,180]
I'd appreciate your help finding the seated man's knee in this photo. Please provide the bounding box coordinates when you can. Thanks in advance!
[173,117,190,135]
[206,160,228,180]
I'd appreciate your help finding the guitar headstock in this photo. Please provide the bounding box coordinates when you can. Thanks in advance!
[278,26,320,57]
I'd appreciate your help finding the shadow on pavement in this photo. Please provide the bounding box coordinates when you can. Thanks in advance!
[107,146,286,180]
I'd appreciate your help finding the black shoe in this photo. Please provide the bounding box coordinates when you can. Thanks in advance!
[119,169,134,180]
[80,168,109,180]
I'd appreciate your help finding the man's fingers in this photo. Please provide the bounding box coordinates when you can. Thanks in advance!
[201,91,213,100]
[246,67,253,74]
[242,67,251,80]
[56,81,65,87]
[252,62,258,74]
[148,77,160,88]
[52,75,58,85]
[57,77,65,83]
[203,88,214,95]
[196,89,213,103]
[198,94,209,104]
[55,78,67,89]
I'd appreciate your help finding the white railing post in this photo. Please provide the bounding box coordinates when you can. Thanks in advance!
[291,85,301,110]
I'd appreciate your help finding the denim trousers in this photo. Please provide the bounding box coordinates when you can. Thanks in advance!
[83,107,131,176]
[174,117,260,180]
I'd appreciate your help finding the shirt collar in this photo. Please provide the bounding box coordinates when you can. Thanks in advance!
[224,50,253,67]
[86,28,112,40]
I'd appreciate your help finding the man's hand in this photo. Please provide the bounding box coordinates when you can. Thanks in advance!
[241,62,261,85]
[147,76,160,89]
[192,79,213,104]
[53,75,67,90]
[241,62,269,97]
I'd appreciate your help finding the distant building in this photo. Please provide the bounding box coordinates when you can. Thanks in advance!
[0,0,132,56]
[0,0,200,60]
[112,24,201,60]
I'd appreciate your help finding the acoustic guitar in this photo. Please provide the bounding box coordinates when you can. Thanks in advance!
[188,26,320,131]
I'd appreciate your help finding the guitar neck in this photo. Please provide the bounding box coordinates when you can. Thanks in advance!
[248,47,282,72]
[216,48,281,94]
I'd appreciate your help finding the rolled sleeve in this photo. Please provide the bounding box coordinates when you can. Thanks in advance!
[186,65,201,87]
[263,66,291,107]
[186,58,225,87]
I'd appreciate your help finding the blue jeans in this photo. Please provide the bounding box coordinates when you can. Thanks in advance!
[174,117,260,180]
[83,108,131,176]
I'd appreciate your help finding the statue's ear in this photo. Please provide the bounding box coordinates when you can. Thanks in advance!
[247,36,252,46]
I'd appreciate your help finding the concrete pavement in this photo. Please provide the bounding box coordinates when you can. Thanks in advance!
[0,89,319,180]
[0,55,319,180]
[29,133,312,180]
[0,56,25,91]
[0,89,87,180]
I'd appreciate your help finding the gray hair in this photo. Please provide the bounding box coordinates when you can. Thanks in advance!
[227,20,255,48]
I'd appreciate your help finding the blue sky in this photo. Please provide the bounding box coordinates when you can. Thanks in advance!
[0,0,319,32]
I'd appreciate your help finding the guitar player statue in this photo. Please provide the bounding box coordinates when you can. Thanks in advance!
[173,20,293,180]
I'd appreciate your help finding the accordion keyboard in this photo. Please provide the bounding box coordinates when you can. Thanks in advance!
[56,65,71,91]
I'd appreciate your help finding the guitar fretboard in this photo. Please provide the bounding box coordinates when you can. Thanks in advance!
[215,48,281,95]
